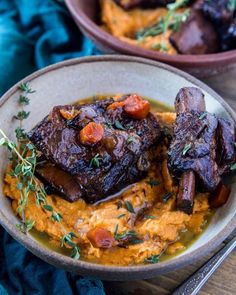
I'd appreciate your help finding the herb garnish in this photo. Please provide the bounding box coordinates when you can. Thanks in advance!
[162,192,173,202]
[199,112,207,120]
[127,136,136,144]
[19,95,30,105]
[230,163,236,171]
[152,42,168,52]
[228,0,236,10]
[125,200,135,213]
[144,255,160,264]
[43,204,63,222]
[0,130,62,229]
[147,180,160,187]
[18,82,35,93]
[136,0,190,41]
[114,120,126,130]
[0,82,63,233]
[182,143,192,156]
[16,219,35,233]
[14,111,30,121]
[114,225,143,245]
[117,213,126,219]
[61,232,80,260]
[144,215,156,219]
[89,154,102,168]
[105,122,113,129]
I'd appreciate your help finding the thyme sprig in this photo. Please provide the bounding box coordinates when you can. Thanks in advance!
[0,130,62,227]
[125,200,135,213]
[89,154,102,168]
[136,0,190,41]
[61,232,80,259]
[182,143,192,156]
[228,0,236,10]
[114,225,143,245]
[144,254,160,264]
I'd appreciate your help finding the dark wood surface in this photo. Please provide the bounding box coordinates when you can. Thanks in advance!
[104,72,236,295]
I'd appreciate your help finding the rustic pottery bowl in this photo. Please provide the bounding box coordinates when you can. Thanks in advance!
[0,55,236,281]
[64,0,236,78]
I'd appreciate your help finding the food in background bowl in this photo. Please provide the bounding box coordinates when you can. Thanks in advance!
[1,84,235,266]
[100,0,236,55]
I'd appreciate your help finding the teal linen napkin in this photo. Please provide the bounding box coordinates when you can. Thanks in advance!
[0,0,100,95]
[0,1,104,294]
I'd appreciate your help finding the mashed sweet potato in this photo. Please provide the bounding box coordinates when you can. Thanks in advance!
[3,111,211,266]
[100,0,177,54]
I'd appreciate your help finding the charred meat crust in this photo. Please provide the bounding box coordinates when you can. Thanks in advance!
[168,87,235,213]
[29,97,161,203]
[170,10,219,54]
[216,118,236,174]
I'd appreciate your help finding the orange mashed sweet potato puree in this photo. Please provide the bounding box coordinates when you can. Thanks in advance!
[100,0,177,54]
[3,111,211,266]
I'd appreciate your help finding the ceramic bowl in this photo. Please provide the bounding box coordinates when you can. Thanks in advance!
[64,0,236,78]
[0,55,236,281]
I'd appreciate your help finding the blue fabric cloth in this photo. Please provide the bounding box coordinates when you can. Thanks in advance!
[0,1,104,294]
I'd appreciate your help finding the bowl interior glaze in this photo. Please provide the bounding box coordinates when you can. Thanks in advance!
[0,56,235,280]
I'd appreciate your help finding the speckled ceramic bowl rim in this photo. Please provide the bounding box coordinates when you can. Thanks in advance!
[0,55,236,280]
[65,0,236,68]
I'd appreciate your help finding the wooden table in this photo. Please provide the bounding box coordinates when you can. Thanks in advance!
[104,68,236,295]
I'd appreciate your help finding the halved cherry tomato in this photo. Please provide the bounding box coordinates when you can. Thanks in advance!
[80,122,104,145]
[87,227,115,249]
[123,94,150,119]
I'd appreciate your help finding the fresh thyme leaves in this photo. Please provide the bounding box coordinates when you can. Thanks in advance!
[144,254,160,264]
[136,20,164,40]
[127,136,136,144]
[19,95,30,105]
[230,163,236,171]
[0,82,64,233]
[199,112,207,120]
[162,192,173,203]
[14,111,30,120]
[136,0,190,41]
[147,180,160,187]
[117,213,126,219]
[167,0,189,11]
[152,42,168,52]
[182,143,192,156]
[125,200,135,213]
[0,131,61,224]
[114,227,142,244]
[114,224,119,237]
[228,0,236,10]
[144,215,156,219]
[43,204,62,221]
[89,154,102,168]
[126,123,133,129]
[16,219,35,233]
[15,127,27,141]
[18,82,35,94]
[105,122,113,129]
[169,9,190,31]
[114,120,126,130]
[61,232,80,260]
